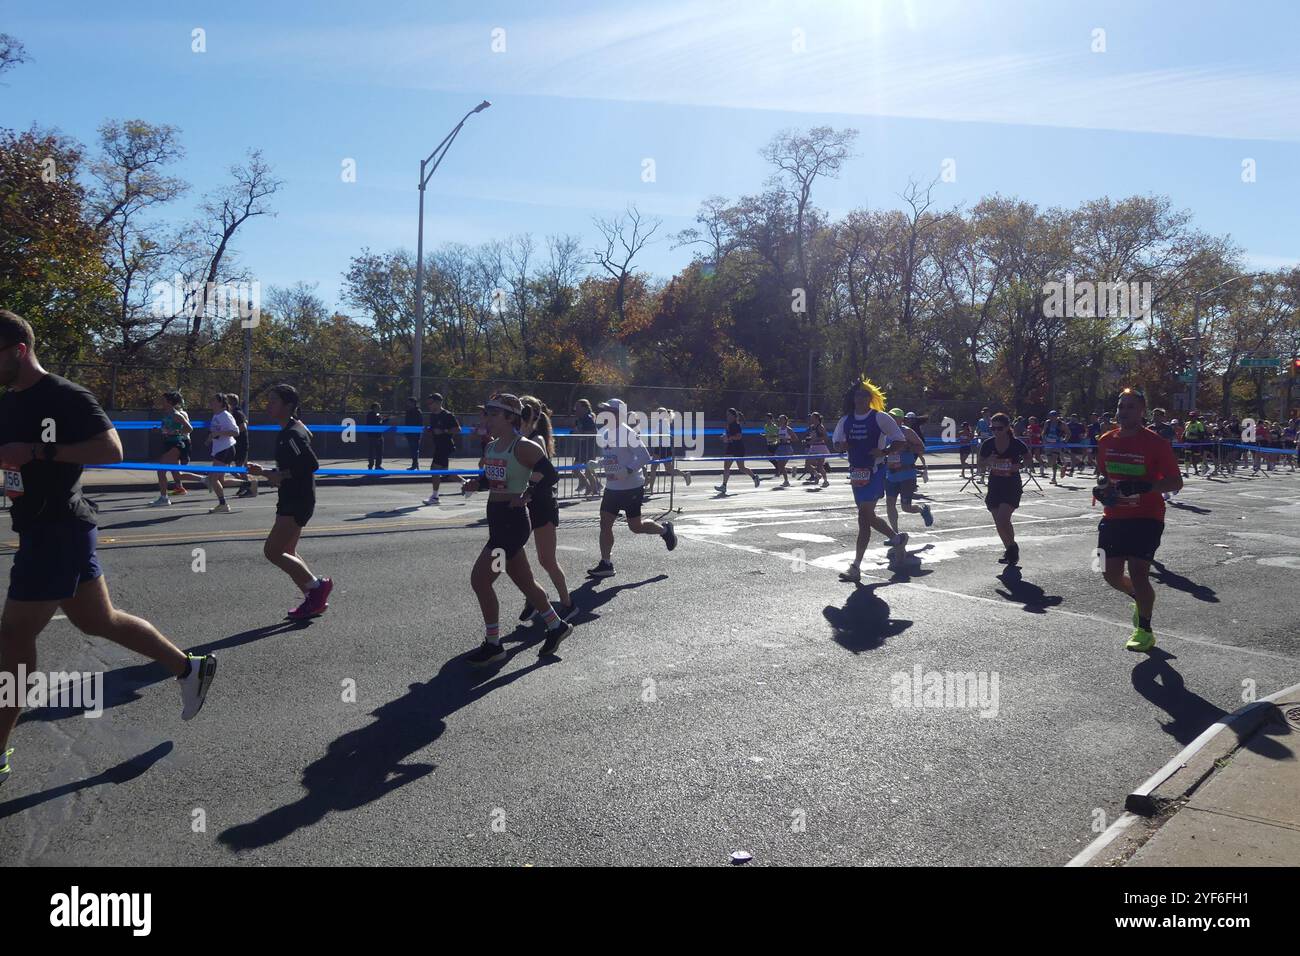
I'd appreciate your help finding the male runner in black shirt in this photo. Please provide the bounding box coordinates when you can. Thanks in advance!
[422,392,464,505]
[247,384,332,620]
[0,311,216,788]
[366,402,389,472]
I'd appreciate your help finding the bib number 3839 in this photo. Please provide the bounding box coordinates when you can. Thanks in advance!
[484,457,508,491]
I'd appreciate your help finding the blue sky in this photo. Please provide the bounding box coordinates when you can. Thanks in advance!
[4,0,1299,313]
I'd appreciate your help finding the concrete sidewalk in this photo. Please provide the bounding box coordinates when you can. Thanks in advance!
[1078,684,1300,866]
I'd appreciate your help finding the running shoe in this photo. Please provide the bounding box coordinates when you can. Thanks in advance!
[920,504,933,527]
[751,474,761,488]
[519,601,540,623]
[998,543,1020,565]
[424,494,440,506]
[714,484,728,493]
[150,495,170,507]
[1125,627,1156,652]
[178,654,218,720]
[560,601,580,622]
[890,532,910,563]
[838,564,861,582]
[662,521,677,551]
[821,479,830,488]
[288,578,333,620]
[209,502,232,514]
[587,560,615,579]
[169,485,188,496]
[0,747,11,788]
[539,621,574,657]
[468,641,506,666]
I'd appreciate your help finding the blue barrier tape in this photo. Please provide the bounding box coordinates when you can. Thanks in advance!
[85,459,677,478]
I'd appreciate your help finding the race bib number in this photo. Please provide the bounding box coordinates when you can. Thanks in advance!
[849,466,874,486]
[887,453,903,470]
[603,455,626,479]
[990,458,1017,477]
[4,469,24,498]
[484,456,508,490]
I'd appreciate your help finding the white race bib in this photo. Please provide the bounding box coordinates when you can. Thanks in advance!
[4,469,24,497]
[849,467,874,486]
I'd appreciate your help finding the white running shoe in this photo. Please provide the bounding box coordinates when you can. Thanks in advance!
[178,654,217,720]
[150,495,171,507]
[425,494,440,505]
[209,502,232,514]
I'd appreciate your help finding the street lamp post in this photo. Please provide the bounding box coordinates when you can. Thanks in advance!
[1187,272,1262,415]
[412,100,491,402]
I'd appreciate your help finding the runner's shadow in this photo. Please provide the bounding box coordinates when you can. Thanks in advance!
[823,583,912,654]
[217,648,546,852]
[1168,501,1212,515]
[18,621,310,725]
[568,575,668,624]
[344,506,424,520]
[0,742,173,820]
[994,566,1063,614]
[1131,649,1288,755]
[1150,561,1219,603]
[98,513,203,530]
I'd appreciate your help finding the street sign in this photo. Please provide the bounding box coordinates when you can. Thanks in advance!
[1239,357,1281,367]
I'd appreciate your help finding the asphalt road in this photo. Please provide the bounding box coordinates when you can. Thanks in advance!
[2,463,1298,865]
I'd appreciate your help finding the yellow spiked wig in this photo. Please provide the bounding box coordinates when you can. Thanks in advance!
[855,375,887,413]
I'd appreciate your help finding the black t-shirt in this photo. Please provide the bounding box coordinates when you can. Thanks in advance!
[426,410,460,454]
[0,374,115,532]
[275,420,319,502]
[574,413,596,434]
[404,408,423,430]
[980,436,1028,485]
[725,421,744,446]
[366,411,384,429]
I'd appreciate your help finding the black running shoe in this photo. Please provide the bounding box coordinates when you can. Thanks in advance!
[519,601,540,622]
[539,621,573,657]
[662,521,677,551]
[587,560,615,578]
[468,641,506,666]
[1006,544,1020,565]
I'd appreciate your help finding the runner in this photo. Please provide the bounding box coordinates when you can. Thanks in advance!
[974,407,993,445]
[716,407,759,493]
[205,393,240,514]
[763,413,780,479]
[1150,408,1177,501]
[774,414,797,488]
[1066,414,1086,476]
[884,408,934,534]
[402,397,423,470]
[463,393,573,664]
[587,398,677,579]
[957,421,975,478]
[1093,387,1183,652]
[652,407,692,488]
[515,396,577,623]
[0,311,216,788]
[1183,412,1208,475]
[803,412,832,487]
[1086,413,1103,471]
[229,394,257,499]
[245,385,333,621]
[423,393,464,505]
[1025,416,1045,476]
[1043,410,1066,484]
[832,377,911,581]
[977,412,1029,565]
[151,390,193,506]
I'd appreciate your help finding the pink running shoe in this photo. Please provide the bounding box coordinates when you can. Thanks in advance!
[288,578,333,620]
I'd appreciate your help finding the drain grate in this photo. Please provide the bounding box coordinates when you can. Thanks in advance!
[1284,705,1300,730]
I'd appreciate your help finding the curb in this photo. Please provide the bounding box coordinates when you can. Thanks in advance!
[1065,679,1300,867]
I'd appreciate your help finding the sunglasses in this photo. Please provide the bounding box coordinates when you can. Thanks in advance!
[992,425,1007,431]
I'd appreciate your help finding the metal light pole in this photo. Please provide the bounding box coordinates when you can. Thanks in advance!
[1188,271,1262,415]
[412,100,491,401]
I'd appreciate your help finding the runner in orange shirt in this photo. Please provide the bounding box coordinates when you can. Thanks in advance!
[1093,387,1183,652]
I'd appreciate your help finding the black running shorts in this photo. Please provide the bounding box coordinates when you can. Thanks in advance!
[1097,518,1164,563]
[486,499,531,560]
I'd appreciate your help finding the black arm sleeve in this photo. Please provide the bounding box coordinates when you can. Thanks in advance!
[529,455,559,491]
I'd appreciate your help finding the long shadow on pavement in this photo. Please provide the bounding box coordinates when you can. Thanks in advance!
[1131,649,1290,756]
[566,575,669,625]
[0,742,173,820]
[18,621,311,725]
[994,565,1063,613]
[823,582,912,653]
[1150,561,1219,603]
[217,644,549,852]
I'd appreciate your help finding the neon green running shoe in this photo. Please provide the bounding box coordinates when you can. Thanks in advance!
[1125,627,1155,652]
[0,747,12,787]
